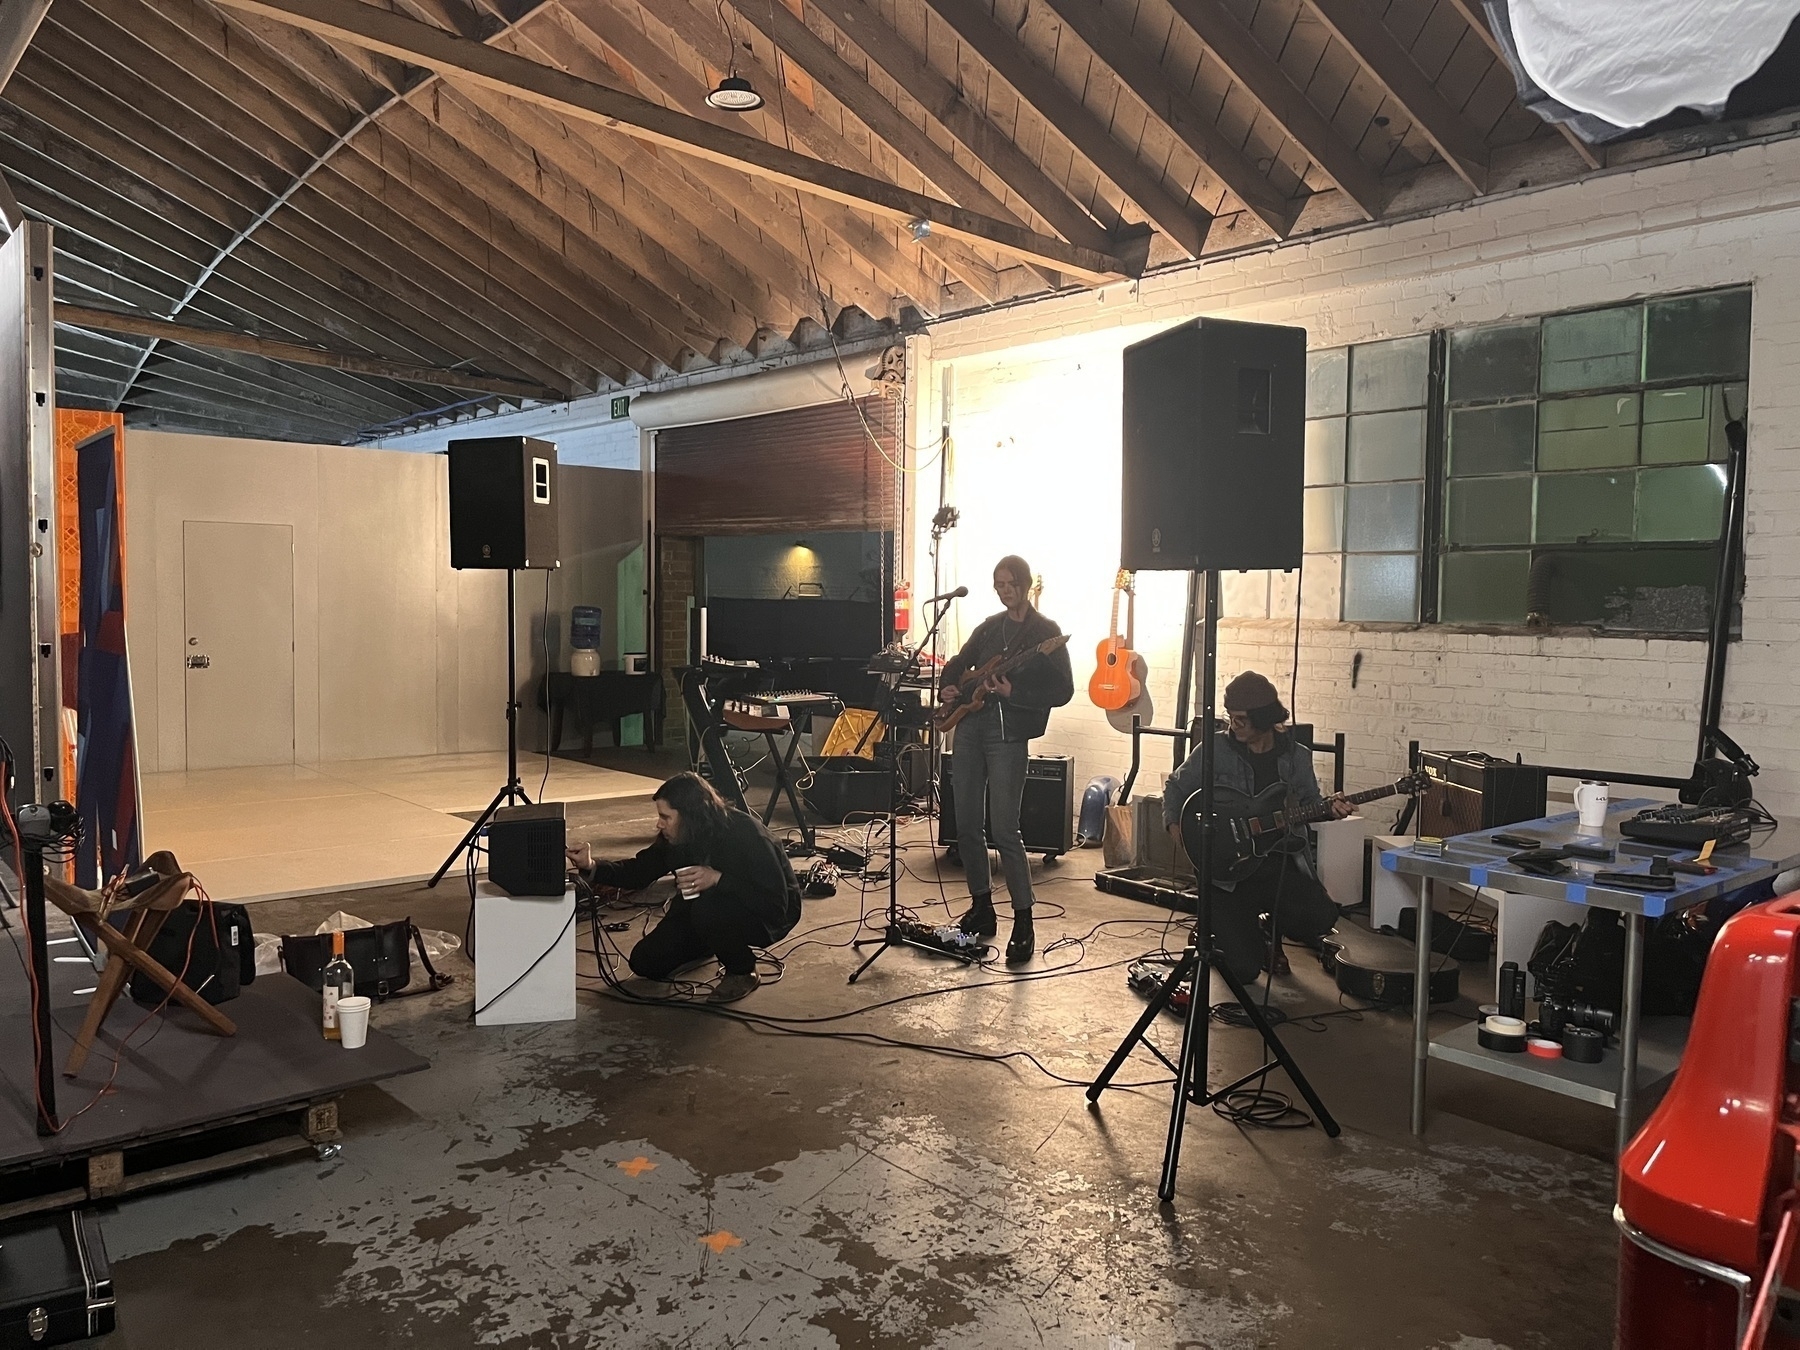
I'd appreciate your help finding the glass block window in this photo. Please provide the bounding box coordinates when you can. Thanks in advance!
[1438,287,1749,632]
[1306,339,1426,621]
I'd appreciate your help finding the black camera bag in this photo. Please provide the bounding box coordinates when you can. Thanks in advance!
[128,900,254,1007]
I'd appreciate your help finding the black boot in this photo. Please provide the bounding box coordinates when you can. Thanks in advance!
[1005,910,1035,965]
[957,893,997,937]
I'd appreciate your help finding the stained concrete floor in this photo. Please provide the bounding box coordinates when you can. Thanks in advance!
[87,791,1621,1349]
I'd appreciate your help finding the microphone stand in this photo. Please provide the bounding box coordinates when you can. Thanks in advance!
[848,591,974,983]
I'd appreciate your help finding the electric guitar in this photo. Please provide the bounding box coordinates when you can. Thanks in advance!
[1089,570,1142,712]
[933,634,1071,733]
[1180,770,1428,883]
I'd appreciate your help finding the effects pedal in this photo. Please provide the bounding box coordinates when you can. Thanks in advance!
[1127,961,1192,1017]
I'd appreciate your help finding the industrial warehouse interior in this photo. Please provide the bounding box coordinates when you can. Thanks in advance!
[0,0,1798,1345]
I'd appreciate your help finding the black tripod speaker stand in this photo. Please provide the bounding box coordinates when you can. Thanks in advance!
[1085,570,1339,1202]
[848,590,973,983]
[428,569,531,888]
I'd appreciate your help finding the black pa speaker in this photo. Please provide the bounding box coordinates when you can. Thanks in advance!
[1121,318,1305,572]
[488,802,568,896]
[939,755,1075,859]
[448,436,560,570]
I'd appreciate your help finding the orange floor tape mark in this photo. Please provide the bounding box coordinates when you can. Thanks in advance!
[699,1232,744,1254]
[617,1157,658,1177]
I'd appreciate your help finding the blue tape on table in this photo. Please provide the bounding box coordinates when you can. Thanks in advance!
[1380,851,1397,871]
[1566,883,1587,904]
[1468,866,1489,888]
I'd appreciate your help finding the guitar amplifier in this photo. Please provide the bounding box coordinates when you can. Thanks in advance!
[1418,751,1545,837]
[938,755,1075,859]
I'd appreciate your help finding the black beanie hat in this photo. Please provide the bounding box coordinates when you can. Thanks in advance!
[1223,671,1281,711]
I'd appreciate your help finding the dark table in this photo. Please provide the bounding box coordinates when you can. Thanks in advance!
[539,671,664,752]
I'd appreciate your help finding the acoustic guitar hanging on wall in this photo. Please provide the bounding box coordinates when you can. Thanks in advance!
[1089,570,1143,712]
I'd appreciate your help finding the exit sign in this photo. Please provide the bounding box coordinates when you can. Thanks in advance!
[609,395,631,420]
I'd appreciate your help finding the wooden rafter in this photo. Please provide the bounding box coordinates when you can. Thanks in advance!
[1161,0,1384,220]
[206,0,1137,280]
[0,0,53,93]
[1028,0,1293,237]
[1304,0,1491,194]
[915,0,1212,259]
[1440,0,1601,170]
[56,303,563,398]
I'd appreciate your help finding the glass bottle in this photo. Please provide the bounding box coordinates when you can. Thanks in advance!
[323,930,354,1041]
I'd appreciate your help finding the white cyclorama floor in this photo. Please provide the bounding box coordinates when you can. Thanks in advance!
[139,752,664,903]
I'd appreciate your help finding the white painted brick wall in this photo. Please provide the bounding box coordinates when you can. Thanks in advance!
[916,137,1800,819]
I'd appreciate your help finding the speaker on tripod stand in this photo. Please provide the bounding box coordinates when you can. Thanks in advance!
[1089,319,1340,1201]
[428,437,560,888]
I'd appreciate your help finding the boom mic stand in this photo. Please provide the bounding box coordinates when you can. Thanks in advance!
[1085,570,1338,1202]
[848,590,972,983]
[429,568,531,887]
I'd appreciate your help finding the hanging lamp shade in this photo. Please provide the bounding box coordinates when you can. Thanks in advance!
[705,74,765,112]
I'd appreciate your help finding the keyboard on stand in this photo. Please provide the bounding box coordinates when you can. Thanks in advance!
[728,690,843,721]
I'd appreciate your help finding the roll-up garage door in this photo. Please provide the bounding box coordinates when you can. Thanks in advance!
[654,396,898,535]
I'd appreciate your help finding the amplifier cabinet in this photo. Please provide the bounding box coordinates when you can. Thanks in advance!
[1418,751,1546,837]
[938,755,1075,859]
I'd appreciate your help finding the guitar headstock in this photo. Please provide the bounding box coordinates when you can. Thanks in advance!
[1397,768,1430,795]
[1114,568,1135,593]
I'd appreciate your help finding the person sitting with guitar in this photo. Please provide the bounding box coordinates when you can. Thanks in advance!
[939,555,1074,964]
[1164,671,1352,984]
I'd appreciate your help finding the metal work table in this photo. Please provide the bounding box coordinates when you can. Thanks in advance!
[1384,800,1800,1155]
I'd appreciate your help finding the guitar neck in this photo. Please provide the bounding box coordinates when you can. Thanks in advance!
[1281,780,1405,828]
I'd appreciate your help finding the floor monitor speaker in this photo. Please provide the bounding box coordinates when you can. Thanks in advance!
[488,802,567,896]
[1121,318,1305,572]
[449,436,560,570]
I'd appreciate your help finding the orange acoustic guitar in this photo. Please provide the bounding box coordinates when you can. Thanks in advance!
[932,635,1071,734]
[1088,570,1142,712]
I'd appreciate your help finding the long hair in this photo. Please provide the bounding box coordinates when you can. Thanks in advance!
[995,554,1032,604]
[653,771,732,856]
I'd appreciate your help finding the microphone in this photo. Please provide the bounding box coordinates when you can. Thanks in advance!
[925,585,968,603]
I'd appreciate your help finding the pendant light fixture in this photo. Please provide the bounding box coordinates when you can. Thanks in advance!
[705,0,764,112]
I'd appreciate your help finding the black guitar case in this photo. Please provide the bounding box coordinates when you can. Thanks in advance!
[1320,925,1460,1007]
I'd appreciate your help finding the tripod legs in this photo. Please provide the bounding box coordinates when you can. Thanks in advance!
[427,778,530,889]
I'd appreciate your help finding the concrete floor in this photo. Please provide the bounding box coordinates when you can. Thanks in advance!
[89,789,1621,1349]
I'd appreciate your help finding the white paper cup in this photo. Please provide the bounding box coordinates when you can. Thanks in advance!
[1575,781,1610,831]
[337,995,372,1050]
[674,870,700,900]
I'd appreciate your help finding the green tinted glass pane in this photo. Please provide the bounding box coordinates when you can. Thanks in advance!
[1541,305,1642,392]
[1640,386,1711,464]
[1348,409,1425,481]
[1307,348,1348,417]
[1345,481,1422,552]
[1446,476,1533,545]
[1440,551,1530,624]
[1535,471,1635,542]
[1448,323,1539,403]
[1538,393,1641,469]
[1304,486,1343,552]
[1644,289,1751,382]
[1305,418,1345,485]
[1449,403,1536,476]
[1343,553,1419,622]
[1532,546,1717,631]
[1349,335,1430,412]
[1638,464,1726,541]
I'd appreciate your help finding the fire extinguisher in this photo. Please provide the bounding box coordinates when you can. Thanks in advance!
[894,581,912,635]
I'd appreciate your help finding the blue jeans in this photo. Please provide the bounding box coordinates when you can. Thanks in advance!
[951,710,1034,911]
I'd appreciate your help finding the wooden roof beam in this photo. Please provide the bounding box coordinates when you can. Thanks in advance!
[0,0,53,94]
[1441,0,1601,170]
[1162,0,1384,220]
[207,0,1137,280]
[1029,0,1293,237]
[915,0,1211,259]
[56,303,561,399]
[1303,0,1491,193]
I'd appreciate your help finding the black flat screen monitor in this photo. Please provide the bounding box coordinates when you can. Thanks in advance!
[704,598,882,662]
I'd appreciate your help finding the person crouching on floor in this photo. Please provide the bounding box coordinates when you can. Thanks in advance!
[567,772,801,1003]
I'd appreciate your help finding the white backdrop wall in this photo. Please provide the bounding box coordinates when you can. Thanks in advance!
[124,432,642,772]
[915,135,1800,817]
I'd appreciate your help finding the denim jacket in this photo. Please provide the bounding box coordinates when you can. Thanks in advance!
[1162,731,1323,889]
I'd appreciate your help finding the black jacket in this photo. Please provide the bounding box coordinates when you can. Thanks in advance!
[941,607,1074,742]
[587,809,802,940]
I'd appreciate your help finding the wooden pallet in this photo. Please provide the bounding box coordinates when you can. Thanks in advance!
[0,1098,344,1223]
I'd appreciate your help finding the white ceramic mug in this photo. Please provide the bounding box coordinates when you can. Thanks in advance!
[1575,781,1610,830]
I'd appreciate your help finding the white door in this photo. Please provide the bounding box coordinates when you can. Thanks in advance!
[183,521,295,770]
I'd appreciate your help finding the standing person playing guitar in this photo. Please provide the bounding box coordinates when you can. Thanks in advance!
[939,556,1075,964]
[1164,671,1352,984]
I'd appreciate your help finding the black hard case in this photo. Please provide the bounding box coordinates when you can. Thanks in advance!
[0,1211,115,1347]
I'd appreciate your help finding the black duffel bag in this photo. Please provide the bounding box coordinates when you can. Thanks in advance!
[280,919,453,1002]
[129,900,255,1007]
